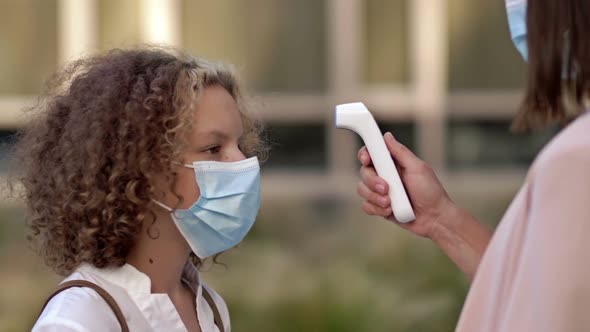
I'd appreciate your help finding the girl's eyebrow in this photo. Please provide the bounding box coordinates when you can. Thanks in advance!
[200,129,243,140]
[200,130,229,140]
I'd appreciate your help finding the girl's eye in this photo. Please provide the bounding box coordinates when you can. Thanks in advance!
[205,146,221,154]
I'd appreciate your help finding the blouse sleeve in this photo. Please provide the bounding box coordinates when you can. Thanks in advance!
[498,148,590,331]
[32,287,120,332]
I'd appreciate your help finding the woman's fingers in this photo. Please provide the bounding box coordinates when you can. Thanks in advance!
[357,146,371,166]
[362,201,393,218]
[383,132,420,169]
[360,165,389,195]
[357,181,390,208]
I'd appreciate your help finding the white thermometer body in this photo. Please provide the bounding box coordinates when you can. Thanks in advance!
[335,102,415,223]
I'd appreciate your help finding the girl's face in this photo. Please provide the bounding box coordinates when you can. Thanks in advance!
[156,84,246,210]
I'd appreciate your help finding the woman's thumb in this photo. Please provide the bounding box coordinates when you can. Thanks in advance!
[384,132,420,168]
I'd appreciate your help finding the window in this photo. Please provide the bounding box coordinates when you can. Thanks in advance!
[0,0,57,95]
[0,129,17,172]
[447,119,559,169]
[448,0,526,90]
[263,123,326,170]
[181,0,327,93]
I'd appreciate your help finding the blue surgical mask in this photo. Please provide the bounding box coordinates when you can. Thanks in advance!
[506,0,528,61]
[153,157,261,258]
[506,0,575,78]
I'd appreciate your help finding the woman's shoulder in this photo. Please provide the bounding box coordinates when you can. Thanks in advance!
[531,112,590,176]
[32,270,120,331]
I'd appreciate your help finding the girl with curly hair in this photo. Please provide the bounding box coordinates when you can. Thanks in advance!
[14,47,266,331]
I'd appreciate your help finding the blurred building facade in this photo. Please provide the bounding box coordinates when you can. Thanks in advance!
[0,0,557,203]
[1,2,563,331]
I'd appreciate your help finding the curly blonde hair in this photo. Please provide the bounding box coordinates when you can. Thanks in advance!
[10,47,267,276]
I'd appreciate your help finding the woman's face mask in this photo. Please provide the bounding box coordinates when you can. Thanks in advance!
[506,0,528,61]
[506,0,574,80]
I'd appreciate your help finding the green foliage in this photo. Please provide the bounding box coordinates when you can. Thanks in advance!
[0,193,507,331]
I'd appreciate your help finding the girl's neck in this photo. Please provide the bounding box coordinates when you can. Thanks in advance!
[126,211,192,294]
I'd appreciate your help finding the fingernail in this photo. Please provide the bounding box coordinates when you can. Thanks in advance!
[376,184,386,194]
[361,155,368,164]
[379,197,389,207]
[385,132,394,142]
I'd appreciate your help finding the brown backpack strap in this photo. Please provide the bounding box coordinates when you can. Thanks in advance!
[202,286,225,332]
[39,280,129,332]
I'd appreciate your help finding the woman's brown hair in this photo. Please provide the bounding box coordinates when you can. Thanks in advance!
[9,47,267,276]
[514,0,590,131]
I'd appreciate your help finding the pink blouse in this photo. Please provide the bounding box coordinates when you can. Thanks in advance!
[456,111,590,331]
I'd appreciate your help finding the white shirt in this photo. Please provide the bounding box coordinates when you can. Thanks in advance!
[32,262,230,332]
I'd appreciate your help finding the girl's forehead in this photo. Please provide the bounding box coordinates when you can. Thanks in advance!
[189,86,243,138]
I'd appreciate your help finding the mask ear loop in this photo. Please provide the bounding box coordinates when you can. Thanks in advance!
[172,160,196,169]
[151,161,198,212]
[152,199,173,212]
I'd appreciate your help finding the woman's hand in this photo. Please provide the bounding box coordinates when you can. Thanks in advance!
[357,132,453,239]
[357,132,492,280]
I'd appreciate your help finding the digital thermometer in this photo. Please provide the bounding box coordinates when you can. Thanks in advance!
[335,102,415,223]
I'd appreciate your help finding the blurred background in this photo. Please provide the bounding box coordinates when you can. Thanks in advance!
[0,0,559,331]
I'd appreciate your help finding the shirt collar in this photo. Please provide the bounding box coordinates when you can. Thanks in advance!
[77,261,201,294]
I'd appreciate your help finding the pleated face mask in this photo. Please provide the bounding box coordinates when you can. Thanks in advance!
[153,157,261,258]
[506,0,528,61]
